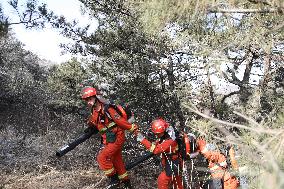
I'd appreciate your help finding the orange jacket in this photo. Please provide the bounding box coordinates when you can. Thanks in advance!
[141,136,184,189]
[140,137,179,167]
[197,139,239,189]
[87,103,136,144]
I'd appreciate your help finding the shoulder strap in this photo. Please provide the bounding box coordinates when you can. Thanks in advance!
[103,100,121,120]
[103,103,112,120]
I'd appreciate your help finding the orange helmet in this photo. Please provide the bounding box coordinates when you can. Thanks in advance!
[81,87,97,99]
[151,118,169,134]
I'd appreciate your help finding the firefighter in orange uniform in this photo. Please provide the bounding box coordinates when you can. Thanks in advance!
[81,87,138,189]
[136,118,184,189]
[196,138,240,189]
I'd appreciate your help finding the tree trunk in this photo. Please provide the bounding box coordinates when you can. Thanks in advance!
[166,59,185,128]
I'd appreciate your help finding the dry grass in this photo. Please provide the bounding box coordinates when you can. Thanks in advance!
[1,169,105,189]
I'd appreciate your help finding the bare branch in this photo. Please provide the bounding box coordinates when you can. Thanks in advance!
[221,90,240,104]
[233,111,262,127]
[247,0,272,6]
[209,8,282,14]
[183,104,281,135]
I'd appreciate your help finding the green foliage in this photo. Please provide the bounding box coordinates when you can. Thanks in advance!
[7,0,52,29]
[46,58,88,111]
[133,0,193,33]
[0,4,9,37]
[46,0,193,126]
[0,33,46,103]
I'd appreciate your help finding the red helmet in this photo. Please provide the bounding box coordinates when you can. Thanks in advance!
[151,118,169,134]
[81,87,97,99]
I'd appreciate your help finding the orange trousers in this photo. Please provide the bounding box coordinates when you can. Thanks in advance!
[97,142,128,180]
[157,171,184,189]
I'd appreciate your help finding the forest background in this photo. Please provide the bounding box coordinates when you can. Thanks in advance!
[0,0,284,189]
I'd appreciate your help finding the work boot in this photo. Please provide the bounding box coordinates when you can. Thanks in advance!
[121,179,133,189]
[106,174,120,189]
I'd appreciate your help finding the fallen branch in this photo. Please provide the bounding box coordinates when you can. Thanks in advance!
[209,8,281,14]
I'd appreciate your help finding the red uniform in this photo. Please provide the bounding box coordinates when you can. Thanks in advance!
[197,139,239,189]
[140,137,184,189]
[87,103,136,181]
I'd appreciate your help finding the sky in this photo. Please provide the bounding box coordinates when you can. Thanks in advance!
[2,0,93,63]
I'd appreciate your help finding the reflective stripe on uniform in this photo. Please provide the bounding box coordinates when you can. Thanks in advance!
[129,123,136,132]
[99,122,116,133]
[219,160,227,167]
[118,172,128,179]
[107,122,116,128]
[149,144,156,153]
[103,167,115,175]
[99,128,108,133]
